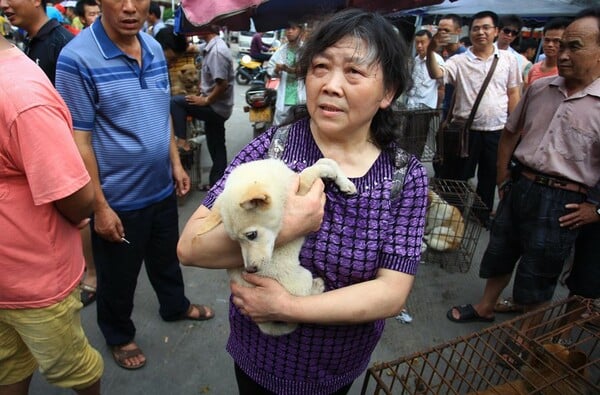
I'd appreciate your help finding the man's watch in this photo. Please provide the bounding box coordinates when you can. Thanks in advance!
[596,204,600,217]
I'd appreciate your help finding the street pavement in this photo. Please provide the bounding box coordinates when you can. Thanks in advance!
[30,47,570,395]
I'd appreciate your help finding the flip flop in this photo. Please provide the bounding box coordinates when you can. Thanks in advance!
[494,297,524,314]
[447,304,495,323]
[79,283,97,307]
[181,303,214,321]
[110,342,146,370]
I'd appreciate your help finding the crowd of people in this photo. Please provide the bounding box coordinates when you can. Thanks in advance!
[1,0,599,393]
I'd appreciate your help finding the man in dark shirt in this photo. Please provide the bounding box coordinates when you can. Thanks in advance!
[249,32,270,62]
[1,0,73,84]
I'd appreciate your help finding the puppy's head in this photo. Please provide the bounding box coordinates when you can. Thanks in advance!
[428,189,445,208]
[525,342,589,376]
[179,64,199,86]
[224,185,282,273]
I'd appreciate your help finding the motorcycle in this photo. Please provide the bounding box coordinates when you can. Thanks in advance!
[244,78,278,138]
[235,55,268,85]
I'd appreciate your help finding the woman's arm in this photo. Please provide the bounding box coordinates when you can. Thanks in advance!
[177,204,244,269]
[231,268,414,324]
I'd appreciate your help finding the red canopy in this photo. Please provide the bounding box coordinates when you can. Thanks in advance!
[177,0,446,32]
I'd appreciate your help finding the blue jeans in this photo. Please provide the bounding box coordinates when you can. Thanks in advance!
[171,95,227,185]
[92,193,190,346]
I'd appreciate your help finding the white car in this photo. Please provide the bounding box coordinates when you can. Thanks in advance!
[238,31,277,54]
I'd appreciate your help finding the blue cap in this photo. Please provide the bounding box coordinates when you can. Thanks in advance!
[46,5,64,23]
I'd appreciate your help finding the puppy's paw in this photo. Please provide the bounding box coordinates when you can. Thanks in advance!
[338,179,357,195]
[420,242,428,254]
[311,277,325,294]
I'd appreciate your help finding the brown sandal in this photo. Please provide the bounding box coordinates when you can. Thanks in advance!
[182,303,214,321]
[494,297,524,314]
[110,342,146,370]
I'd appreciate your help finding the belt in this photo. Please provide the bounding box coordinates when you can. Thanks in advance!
[520,170,588,195]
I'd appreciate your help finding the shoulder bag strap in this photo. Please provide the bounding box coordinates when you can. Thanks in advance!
[460,54,499,157]
[267,124,292,159]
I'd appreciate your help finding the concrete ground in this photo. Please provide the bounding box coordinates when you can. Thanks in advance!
[29,45,570,395]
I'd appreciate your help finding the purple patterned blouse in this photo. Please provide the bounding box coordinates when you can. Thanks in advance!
[203,118,428,394]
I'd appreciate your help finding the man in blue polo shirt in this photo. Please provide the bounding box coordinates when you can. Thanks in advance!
[55,0,214,371]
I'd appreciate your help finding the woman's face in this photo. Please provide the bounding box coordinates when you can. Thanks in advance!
[305,36,394,139]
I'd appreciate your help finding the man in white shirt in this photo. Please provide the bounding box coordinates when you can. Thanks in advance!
[407,29,445,109]
[427,10,521,225]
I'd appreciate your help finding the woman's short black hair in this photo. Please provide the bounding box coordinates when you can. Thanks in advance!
[293,9,411,150]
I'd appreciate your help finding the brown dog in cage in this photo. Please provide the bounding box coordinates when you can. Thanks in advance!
[469,342,590,395]
[170,63,200,96]
[421,190,465,252]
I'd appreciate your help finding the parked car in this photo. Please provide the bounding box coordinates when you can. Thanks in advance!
[238,30,277,54]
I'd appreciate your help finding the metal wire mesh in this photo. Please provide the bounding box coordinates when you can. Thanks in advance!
[362,297,600,394]
[180,118,205,190]
[395,105,441,162]
[421,178,488,273]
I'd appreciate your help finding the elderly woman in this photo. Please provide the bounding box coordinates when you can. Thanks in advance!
[178,9,427,395]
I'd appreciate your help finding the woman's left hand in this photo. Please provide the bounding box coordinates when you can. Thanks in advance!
[230,273,291,323]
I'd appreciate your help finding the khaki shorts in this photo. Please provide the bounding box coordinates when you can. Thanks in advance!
[0,289,103,389]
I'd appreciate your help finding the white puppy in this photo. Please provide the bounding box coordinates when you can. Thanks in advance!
[196,158,356,335]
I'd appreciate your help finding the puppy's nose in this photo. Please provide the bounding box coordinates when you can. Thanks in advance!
[245,266,258,273]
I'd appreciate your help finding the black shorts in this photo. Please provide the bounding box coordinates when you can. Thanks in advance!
[479,175,584,305]
[566,221,600,299]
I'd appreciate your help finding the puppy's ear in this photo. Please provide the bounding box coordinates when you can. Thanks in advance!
[239,189,271,210]
[195,202,222,235]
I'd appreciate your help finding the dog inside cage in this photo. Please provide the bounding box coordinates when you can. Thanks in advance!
[362,297,600,395]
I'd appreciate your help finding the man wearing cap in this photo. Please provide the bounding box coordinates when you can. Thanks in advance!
[0,0,73,84]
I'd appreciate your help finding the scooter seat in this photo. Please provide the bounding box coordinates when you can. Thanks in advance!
[239,55,262,69]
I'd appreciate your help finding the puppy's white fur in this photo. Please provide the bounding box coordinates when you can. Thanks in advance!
[196,158,356,335]
[422,190,465,252]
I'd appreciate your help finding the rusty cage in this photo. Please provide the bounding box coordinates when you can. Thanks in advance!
[421,178,488,273]
[395,105,441,162]
[362,297,600,394]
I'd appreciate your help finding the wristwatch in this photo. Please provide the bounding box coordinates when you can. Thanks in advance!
[596,204,600,217]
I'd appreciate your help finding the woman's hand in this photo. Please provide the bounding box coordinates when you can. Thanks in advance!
[277,175,326,243]
[230,273,293,323]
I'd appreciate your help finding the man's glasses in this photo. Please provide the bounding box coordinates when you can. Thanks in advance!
[471,25,496,33]
[502,28,520,36]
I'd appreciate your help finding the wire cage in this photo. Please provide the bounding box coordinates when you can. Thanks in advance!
[421,178,488,273]
[362,296,600,394]
[395,105,441,162]
[179,118,206,190]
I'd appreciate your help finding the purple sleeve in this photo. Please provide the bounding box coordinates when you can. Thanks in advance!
[379,158,428,275]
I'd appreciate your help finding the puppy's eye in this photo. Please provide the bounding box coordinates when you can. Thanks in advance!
[245,231,258,240]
